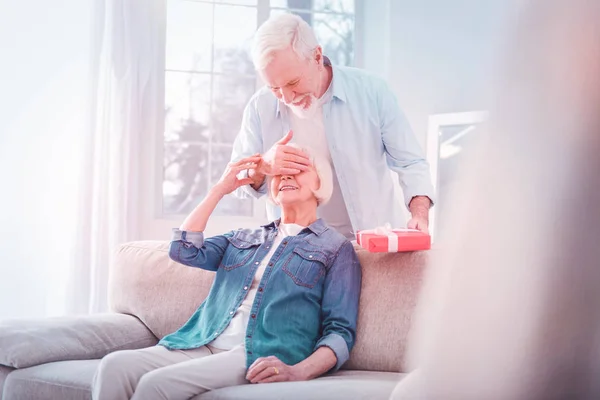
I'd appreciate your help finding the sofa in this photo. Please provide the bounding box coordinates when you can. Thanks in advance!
[0,240,428,400]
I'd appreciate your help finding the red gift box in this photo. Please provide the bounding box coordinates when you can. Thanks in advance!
[356,226,431,253]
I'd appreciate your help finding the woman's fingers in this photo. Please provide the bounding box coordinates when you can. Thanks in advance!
[232,155,262,167]
[246,360,269,381]
[249,362,278,383]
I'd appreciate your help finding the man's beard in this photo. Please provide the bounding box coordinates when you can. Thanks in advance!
[286,94,319,119]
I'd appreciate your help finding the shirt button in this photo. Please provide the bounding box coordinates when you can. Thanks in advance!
[255,262,259,265]
[251,314,256,319]
[258,288,263,292]
[243,286,248,290]
[309,255,313,258]
[229,311,234,315]
[269,262,273,266]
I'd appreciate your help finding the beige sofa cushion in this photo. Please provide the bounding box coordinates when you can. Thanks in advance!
[109,241,428,372]
[344,246,427,372]
[108,241,216,339]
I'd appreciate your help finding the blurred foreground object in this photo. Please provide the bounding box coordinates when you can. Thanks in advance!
[391,0,600,399]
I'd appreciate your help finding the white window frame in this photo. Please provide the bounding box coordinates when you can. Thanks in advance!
[140,0,361,240]
[426,110,488,242]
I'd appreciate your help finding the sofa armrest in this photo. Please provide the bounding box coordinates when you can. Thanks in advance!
[0,313,158,369]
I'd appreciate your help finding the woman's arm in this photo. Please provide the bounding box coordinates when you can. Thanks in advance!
[169,156,260,270]
[180,156,260,232]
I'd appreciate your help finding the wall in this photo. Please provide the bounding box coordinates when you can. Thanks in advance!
[387,0,520,146]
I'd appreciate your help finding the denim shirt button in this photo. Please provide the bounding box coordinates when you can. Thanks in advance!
[251,314,256,319]
[258,288,263,292]
[255,262,259,265]
[243,286,248,290]
[229,311,234,315]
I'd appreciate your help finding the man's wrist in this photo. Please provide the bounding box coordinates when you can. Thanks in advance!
[409,196,431,218]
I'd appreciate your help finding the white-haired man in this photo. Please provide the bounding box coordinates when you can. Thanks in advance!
[231,13,435,239]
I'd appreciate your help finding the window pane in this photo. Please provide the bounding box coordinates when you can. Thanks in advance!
[166,1,213,72]
[163,143,209,215]
[313,12,354,66]
[213,5,257,73]
[313,0,354,13]
[215,0,258,5]
[210,145,253,217]
[269,10,354,66]
[270,0,354,13]
[211,75,256,144]
[164,72,211,142]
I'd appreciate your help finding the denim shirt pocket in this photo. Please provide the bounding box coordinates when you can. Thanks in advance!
[282,246,327,288]
[220,234,261,271]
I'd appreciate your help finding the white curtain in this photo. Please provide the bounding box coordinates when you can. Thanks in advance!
[0,1,94,319]
[66,0,166,314]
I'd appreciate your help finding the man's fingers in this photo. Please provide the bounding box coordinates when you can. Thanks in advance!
[281,161,308,171]
[280,152,311,166]
[237,178,254,187]
[232,163,258,172]
[257,374,284,384]
[278,168,301,175]
[276,130,294,145]
[282,146,310,160]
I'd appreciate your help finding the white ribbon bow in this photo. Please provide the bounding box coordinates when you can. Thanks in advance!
[357,223,419,252]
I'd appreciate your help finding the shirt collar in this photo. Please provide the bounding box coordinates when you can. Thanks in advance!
[275,56,347,117]
[261,218,329,236]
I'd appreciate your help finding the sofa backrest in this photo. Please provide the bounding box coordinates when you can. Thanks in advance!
[108,240,428,373]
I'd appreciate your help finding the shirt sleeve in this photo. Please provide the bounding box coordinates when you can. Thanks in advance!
[378,79,436,207]
[169,229,232,272]
[314,241,362,372]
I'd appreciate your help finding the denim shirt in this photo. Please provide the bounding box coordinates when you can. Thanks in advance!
[159,219,361,373]
[230,57,435,231]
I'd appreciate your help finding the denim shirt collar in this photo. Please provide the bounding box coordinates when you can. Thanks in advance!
[275,56,347,118]
[261,218,329,237]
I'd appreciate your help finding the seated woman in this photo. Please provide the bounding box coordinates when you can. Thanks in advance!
[92,146,362,400]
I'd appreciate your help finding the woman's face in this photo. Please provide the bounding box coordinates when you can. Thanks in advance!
[270,165,320,206]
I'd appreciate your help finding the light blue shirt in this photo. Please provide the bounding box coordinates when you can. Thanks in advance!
[231,60,435,233]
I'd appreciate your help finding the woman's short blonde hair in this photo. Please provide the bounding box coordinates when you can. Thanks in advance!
[267,144,333,206]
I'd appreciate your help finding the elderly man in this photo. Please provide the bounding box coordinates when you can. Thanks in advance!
[230,13,435,239]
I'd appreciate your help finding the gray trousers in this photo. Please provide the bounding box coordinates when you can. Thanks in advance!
[92,344,248,400]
